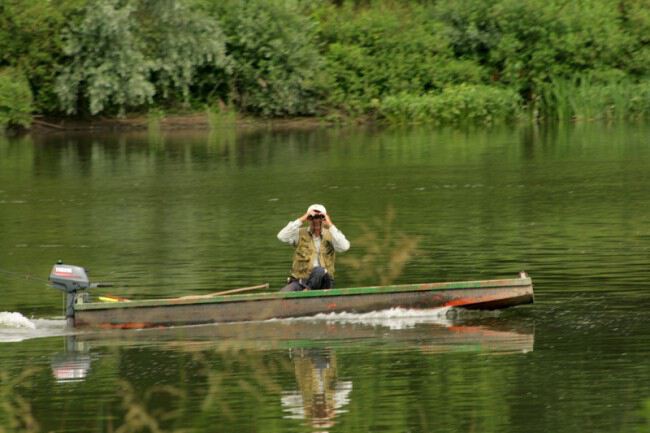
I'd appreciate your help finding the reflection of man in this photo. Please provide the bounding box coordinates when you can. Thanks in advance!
[277,204,350,291]
[281,348,353,430]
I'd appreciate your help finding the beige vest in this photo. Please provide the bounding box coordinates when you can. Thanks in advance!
[291,227,336,279]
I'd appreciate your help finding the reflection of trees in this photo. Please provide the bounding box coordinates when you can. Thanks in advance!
[41,344,294,432]
[115,381,187,433]
[0,368,41,433]
[189,347,287,420]
[640,398,650,433]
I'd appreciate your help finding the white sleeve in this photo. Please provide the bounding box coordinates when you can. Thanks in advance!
[277,219,302,246]
[329,225,350,252]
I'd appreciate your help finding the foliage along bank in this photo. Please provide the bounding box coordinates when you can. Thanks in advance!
[1,0,650,131]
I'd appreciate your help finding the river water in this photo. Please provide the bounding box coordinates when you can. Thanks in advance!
[0,124,648,432]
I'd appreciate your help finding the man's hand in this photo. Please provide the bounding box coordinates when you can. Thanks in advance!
[323,213,333,228]
[299,211,310,223]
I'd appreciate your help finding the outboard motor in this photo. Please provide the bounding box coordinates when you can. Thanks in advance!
[49,262,91,327]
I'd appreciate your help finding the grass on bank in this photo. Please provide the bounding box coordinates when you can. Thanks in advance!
[376,79,650,126]
[538,77,650,123]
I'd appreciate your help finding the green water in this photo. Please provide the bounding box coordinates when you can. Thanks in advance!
[0,124,649,433]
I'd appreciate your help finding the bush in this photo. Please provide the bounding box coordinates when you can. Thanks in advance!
[434,0,637,99]
[378,84,522,125]
[0,0,84,114]
[619,0,650,77]
[198,0,327,116]
[316,2,486,114]
[0,68,34,131]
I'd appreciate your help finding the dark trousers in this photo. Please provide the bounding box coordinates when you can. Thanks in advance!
[280,266,334,292]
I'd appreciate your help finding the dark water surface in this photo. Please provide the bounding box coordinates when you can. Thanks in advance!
[0,124,649,432]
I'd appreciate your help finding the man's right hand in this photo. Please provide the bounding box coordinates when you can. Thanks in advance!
[299,211,310,222]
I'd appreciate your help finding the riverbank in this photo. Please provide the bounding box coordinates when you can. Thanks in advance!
[3,0,650,134]
[27,112,342,134]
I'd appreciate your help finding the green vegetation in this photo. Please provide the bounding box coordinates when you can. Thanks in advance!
[0,368,41,433]
[316,2,486,115]
[0,0,84,114]
[199,0,327,116]
[379,84,521,125]
[539,76,650,122]
[55,0,227,115]
[343,207,421,285]
[0,69,34,131]
[1,0,650,127]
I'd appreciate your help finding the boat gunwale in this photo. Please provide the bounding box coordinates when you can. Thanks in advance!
[75,277,532,311]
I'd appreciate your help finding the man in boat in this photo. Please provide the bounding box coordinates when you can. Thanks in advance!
[277,204,350,291]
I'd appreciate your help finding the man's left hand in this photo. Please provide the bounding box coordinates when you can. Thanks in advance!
[323,214,333,228]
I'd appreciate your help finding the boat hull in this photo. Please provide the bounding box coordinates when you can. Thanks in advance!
[73,276,534,329]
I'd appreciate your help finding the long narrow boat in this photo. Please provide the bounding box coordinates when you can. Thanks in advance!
[49,263,534,329]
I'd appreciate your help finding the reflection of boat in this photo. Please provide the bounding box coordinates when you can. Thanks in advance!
[49,263,534,329]
[71,315,535,355]
[54,317,534,386]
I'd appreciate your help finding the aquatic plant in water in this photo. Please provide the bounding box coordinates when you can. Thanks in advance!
[343,207,420,286]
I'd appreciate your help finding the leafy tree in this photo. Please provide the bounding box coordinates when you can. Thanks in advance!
[56,0,227,115]
[619,0,650,77]
[0,0,85,113]
[199,0,327,116]
[137,0,228,103]
[55,0,155,115]
[435,0,636,99]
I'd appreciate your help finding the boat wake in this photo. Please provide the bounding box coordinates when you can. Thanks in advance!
[0,311,36,329]
[0,312,70,343]
[271,307,455,330]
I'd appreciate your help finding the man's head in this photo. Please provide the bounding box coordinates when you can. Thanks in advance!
[307,204,327,231]
[307,204,326,216]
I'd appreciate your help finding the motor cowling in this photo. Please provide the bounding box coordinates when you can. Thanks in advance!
[49,263,90,293]
[49,262,113,326]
